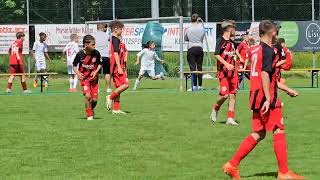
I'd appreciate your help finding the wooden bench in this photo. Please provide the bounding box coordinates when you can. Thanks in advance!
[0,73,58,93]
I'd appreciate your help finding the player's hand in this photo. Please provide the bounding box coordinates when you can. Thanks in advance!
[78,73,83,80]
[118,67,124,74]
[261,100,270,115]
[226,63,234,71]
[90,71,98,78]
[135,61,139,65]
[239,57,245,63]
[63,59,66,64]
[238,68,245,72]
[160,60,165,64]
[287,88,299,97]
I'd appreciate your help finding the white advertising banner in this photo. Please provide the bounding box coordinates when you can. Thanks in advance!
[35,23,216,52]
[35,24,96,52]
[0,25,29,54]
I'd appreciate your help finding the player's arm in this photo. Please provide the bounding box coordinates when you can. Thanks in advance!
[235,47,244,63]
[184,29,189,42]
[73,53,82,79]
[135,49,144,65]
[62,46,67,63]
[154,52,164,63]
[277,82,299,97]
[31,42,36,61]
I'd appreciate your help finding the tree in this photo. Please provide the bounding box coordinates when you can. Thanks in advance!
[0,0,25,24]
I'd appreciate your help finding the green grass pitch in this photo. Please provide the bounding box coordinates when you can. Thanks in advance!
[0,77,319,179]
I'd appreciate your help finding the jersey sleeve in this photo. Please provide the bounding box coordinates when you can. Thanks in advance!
[214,38,222,55]
[137,49,146,57]
[73,52,80,66]
[32,42,37,51]
[112,36,121,53]
[262,47,273,73]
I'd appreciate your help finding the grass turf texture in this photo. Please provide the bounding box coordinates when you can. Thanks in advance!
[0,77,319,179]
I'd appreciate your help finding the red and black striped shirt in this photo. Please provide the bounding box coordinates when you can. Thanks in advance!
[215,37,237,79]
[73,49,101,82]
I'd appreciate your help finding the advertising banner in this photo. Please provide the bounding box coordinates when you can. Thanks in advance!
[0,25,29,54]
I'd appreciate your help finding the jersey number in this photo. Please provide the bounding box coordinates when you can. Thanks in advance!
[251,54,258,77]
[67,48,72,56]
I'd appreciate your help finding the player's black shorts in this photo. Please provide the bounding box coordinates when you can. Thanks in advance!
[100,57,110,75]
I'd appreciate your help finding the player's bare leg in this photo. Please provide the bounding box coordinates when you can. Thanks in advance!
[133,75,143,90]
[223,130,266,179]
[106,74,112,93]
[73,74,78,92]
[273,128,304,180]
[84,93,94,120]
[107,84,129,110]
[69,75,74,92]
[211,95,228,123]
[226,94,238,125]
[6,75,15,93]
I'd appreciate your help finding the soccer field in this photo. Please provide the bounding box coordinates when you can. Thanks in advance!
[0,77,319,179]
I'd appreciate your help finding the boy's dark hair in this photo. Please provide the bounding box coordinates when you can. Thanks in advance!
[39,32,46,37]
[259,20,276,37]
[221,20,236,32]
[278,38,285,44]
[83,35,95,45]
[248,38,255,46]
[109,20,124,31]
[143,41,155,48]
[16,32,25,39]
[191,13,199,22]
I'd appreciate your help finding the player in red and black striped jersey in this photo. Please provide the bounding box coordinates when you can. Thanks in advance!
[106,20,129,114]
[223,20,304,180]
[6,32,31,94]
[73,35,102,121]
[210,20,239,126]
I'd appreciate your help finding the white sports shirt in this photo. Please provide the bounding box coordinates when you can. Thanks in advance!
[63,41,80,66]
[94,30,110,57]
[137,48,161,70]
[32,41,48,62]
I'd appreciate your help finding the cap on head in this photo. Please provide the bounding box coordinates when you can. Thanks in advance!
[221,20,236,31]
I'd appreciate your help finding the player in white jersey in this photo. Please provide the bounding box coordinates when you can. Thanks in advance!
[133,41,165,90]
[31,32,51,87]
[63,34,80,92]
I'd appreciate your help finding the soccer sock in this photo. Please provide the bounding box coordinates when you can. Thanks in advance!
[73,77,78,89]
[229,135,258,167]
[134,79,140,88]
[7,82,13,90]
[155,74,161,79]
[69,78,74,89]
[213,104,220,112]
[114,100,120,111]
[109,91,118,100]
[91,100,97,110]
[85,108,93,117]
[228,111,235,119]
[273,133,289,174]
[21,81,27,90]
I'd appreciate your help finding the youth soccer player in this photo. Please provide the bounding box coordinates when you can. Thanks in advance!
[6,32,32,94]
[32,32,51,87]
[63,34,80,92]
[106,20,129,114]
[73,35,101,121]
[277,38,293,85]
[222,20,304,180]
[133,41,165,90]
[210,20,238,126]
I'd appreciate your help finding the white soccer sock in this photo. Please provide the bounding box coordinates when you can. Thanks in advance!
[69,78,74,89]
[73,77,78,88]
[134,79,140,89]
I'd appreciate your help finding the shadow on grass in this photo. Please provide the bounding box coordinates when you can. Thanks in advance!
[243,172,277,178]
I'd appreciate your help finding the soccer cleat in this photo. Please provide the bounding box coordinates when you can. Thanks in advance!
[106,88,112,93]
[223,162,240,180]
[33,80,38,87]
[112,110,127,114]
[23,90,32,94]
[132,86,137,91]
[160,72,165,80]
[226,118,239,126]
[211,109,218,124]
[277,170,304,180]
[87,116,94,121]
[198,86,203,91]
[6,88,12,94]
[106,95,113,111]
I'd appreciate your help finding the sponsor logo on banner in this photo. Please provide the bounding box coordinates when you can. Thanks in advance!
[0,25,29,54]
[306,23,320,45]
